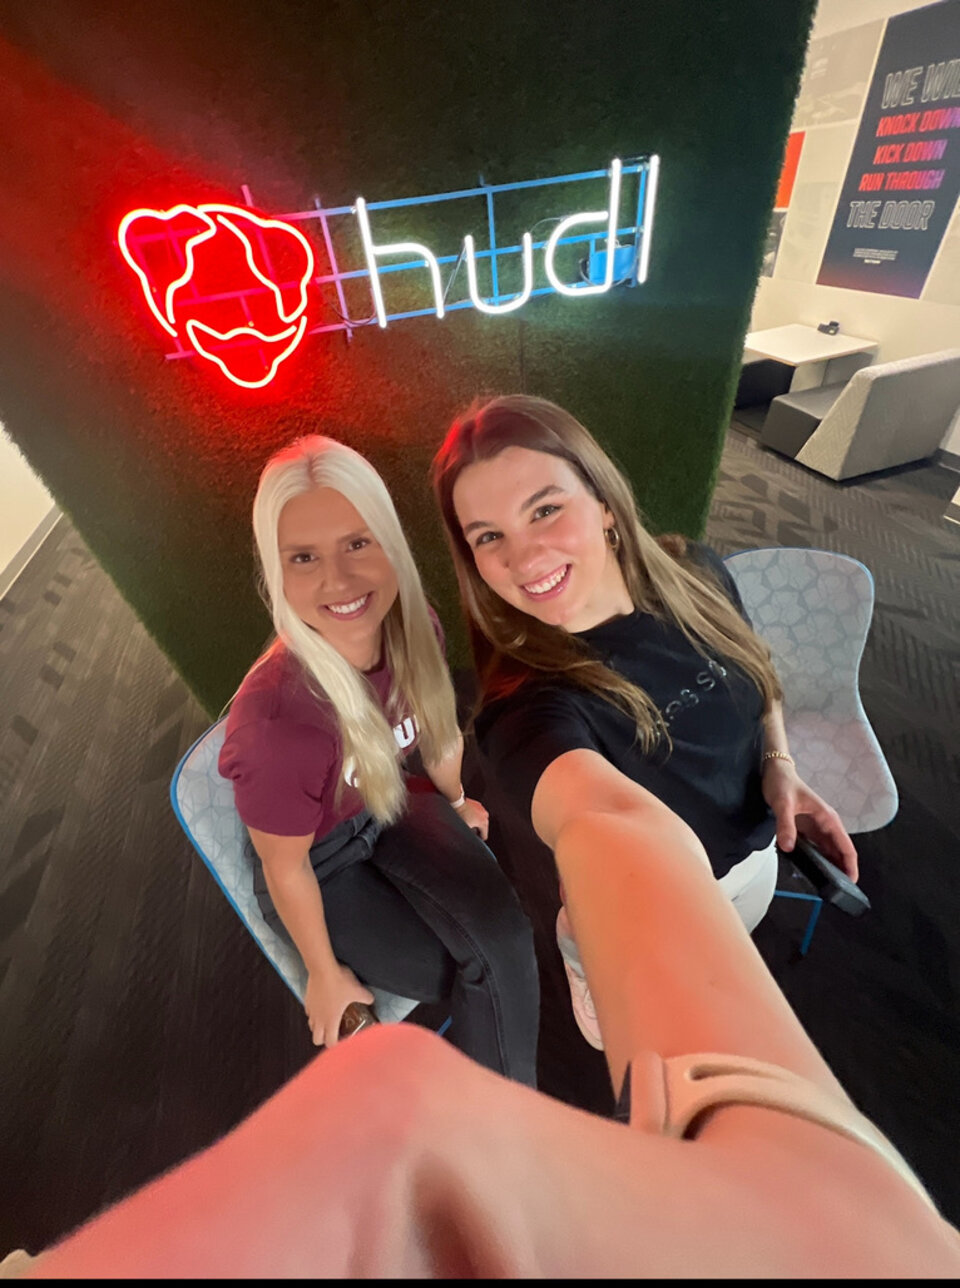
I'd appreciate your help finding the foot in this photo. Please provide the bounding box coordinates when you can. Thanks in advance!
[556,907,604,1051]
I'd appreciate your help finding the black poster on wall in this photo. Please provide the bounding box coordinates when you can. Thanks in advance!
[817,0,960,298]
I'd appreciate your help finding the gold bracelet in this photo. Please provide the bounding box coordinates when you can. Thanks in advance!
[762,750,795,768]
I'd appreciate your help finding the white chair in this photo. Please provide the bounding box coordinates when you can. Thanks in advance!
[170,719,419,1025]
[724,547,898,951]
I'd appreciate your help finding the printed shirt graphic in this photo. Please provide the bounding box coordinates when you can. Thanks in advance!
[220,641,429,843]
[342,714,418,788]
[475,545,775,879]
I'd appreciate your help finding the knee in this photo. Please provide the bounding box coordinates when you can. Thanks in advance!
[286,1026,487,1174]
[463,900,538,993]
[328,1024,471,1123]
[312,1024,455,1095]
[474,880,536,953]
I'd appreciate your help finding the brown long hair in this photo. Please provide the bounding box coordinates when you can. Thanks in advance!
[431,395,781,751]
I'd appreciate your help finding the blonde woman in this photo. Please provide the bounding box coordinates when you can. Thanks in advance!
[431,396,856,1063]
[219,435,538,1081]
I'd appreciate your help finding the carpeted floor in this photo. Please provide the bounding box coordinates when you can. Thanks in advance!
[1,424,958,1255]
[713,424,960,1206]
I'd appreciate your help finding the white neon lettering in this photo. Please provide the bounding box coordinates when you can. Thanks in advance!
[543,158,623,296]
[636,153,659,284]
[463,232,534,314]
[354,196,446,328]
[122,158,658,390]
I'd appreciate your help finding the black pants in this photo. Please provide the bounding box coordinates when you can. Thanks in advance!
[479,779,617,1117]
[257,792,539,1086]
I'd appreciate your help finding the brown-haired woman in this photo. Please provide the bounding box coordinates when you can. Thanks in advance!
[431,394,857,1077]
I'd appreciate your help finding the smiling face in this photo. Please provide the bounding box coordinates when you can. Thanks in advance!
[452,445,633,632]
[278,486,399,671]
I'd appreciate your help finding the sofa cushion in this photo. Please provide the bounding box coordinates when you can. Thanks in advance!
[761,383,847,458]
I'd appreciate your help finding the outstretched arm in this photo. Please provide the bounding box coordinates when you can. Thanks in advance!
[531,748,848,1102]
[24,754,954,1279]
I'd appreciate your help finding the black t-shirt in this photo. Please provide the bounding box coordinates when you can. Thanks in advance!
[475,544,775,880]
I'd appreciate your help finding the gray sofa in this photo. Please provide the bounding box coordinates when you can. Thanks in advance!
[760,349,960,481]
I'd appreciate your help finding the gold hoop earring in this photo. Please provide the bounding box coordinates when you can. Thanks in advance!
[605,526,621,553]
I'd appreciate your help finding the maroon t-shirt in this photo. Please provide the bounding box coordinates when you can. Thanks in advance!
[219,641,427,842]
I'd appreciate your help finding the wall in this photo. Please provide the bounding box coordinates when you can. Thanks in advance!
[0,0,815,713]
[0,424,57,597]
[751,0,960,453]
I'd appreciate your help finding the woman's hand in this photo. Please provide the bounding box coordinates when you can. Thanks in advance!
[422,735,489,840]
[453,797,490,841]
[304,965,374,1048]
[761,759,859,882]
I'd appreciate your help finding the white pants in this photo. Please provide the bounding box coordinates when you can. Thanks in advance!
[718,840,779,934]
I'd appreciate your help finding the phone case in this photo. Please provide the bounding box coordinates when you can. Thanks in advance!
[339,1002,380,1039]
[782,838,871,918]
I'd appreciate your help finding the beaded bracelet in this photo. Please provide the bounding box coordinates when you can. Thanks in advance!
[761,750,795,768]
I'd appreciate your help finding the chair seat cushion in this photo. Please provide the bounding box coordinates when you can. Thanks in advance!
[769,381,847,418]
[761,383,847,459]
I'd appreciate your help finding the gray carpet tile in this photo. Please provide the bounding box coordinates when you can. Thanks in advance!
[1,426,959,1255]
[709,429,960,1218]
[0,520,316,1255]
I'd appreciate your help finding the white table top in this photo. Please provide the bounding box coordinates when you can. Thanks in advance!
[744,324,878,366]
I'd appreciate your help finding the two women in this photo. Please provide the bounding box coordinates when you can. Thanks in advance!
[38,515,947,1273]
[225,394,855,1089]
[34,400,931,1281]
[219,436,538,1082]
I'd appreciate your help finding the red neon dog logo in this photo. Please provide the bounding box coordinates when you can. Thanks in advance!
[118,204,315,388]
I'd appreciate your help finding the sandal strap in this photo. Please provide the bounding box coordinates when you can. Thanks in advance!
[628,1050,935,1209]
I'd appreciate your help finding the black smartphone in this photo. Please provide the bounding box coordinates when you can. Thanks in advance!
[781,837,871,918]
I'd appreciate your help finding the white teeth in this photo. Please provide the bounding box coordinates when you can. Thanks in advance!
[326,595,369,615]
[524,567,567,595]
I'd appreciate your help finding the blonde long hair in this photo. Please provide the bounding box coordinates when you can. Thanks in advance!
[431,395,782,751]
[253,435,460,824]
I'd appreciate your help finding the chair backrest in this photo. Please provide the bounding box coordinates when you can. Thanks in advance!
[724,548,898,833]
[798,348,960,480]
[170,719,417,1024]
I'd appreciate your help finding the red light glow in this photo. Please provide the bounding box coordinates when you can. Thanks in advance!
[185,317,309,390]
[118,203,315,388]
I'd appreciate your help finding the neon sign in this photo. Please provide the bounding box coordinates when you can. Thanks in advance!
[118,203,315,388]
[118,156,659,389]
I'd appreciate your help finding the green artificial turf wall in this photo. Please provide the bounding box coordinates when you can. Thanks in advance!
[0,0,815,713]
